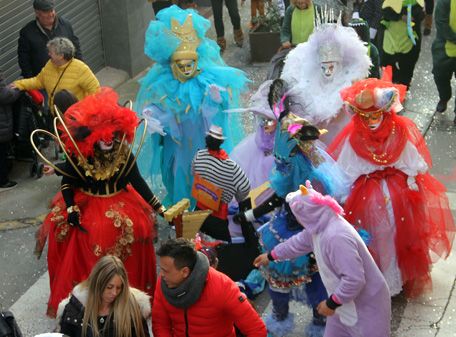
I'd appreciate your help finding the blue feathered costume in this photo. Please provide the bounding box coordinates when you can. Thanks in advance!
[135,5,249,205]
[235,80,349,337]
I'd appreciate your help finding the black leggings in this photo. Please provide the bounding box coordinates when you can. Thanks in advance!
[381,41,421,87]
[433,56,456,102]
[210,0,241,38]
[424,0,434,15]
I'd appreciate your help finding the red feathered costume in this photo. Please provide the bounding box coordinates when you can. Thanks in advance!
[36,88,164,317]
[328,79,455,298]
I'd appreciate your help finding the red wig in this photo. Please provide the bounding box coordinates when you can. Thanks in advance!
[59,87,139,158]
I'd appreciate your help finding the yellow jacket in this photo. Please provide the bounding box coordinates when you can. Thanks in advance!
[14,58,100,113]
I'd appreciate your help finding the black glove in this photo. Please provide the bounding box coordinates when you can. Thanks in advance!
[233,212,247,225]
[67,212,88,233]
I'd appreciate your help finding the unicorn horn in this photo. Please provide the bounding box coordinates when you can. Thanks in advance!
[299,185,308,195]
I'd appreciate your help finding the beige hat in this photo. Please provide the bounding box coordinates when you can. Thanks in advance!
[206,125,226,140]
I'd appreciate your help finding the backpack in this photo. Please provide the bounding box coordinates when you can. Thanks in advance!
[0,311,23,337]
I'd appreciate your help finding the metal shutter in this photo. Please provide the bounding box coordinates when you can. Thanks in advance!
[0,0,105,83]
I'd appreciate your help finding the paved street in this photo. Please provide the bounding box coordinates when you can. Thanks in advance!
[1,2,456,337]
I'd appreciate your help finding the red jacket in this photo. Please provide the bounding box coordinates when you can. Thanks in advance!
[152,267,267,337]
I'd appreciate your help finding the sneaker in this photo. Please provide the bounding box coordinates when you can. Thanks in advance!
[0,180,17,191]
[436,100,448,113]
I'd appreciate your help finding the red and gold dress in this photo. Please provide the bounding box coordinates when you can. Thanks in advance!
[328,79,455,297]
[34,89,164,317]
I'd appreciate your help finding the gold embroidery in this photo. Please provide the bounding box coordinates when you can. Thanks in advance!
[102,203,135,261]
[51,205,71,242]
[77,142,130,181]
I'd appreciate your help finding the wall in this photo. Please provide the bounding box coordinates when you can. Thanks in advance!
[99,0,154,77]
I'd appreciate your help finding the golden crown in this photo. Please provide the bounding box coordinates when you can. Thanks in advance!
[171,15,200,61]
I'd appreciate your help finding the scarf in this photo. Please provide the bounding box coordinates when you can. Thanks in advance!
[160,252,210,308]
[208,149,229,160]
[349,113,408,165]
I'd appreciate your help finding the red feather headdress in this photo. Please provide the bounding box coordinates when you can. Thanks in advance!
[59,87,139,158]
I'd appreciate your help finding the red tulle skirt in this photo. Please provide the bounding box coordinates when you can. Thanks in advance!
[38,186,157,317]
[344,168,455,298]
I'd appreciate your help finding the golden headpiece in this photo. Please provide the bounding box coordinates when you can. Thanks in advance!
[171,15,200,62]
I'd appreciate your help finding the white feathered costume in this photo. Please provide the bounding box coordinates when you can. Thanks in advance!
[281,19,372,145]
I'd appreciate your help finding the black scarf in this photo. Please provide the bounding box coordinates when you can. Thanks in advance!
[161,252,209,308]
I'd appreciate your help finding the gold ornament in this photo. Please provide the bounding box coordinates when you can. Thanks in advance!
[170,15,201,82]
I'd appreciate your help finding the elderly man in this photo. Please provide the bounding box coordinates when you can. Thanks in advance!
[152,238,267,337]
[17,0,82,79]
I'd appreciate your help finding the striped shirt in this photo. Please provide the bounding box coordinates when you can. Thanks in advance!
[191,149,251,204]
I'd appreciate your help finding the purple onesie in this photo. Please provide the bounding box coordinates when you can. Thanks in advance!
[271,184,391,337]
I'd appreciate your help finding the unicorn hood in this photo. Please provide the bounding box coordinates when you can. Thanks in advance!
[285,181,344,234]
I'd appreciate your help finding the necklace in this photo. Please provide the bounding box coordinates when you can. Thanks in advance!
[99,316,105,324]
[363,121,396,164]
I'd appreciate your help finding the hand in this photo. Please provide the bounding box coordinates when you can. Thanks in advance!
[67,211,80,227]
[233,212,247,224]
[407,176,419,191]
[253,253,269,267]
[9,83,17,89]
[317,300,336,317]
[43,165,55,176]
[208,84,226,104]
[67,211,88,233]
[282,41,292,49]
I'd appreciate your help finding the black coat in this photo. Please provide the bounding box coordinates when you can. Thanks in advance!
[0,76,20,143]
[17,16,82,78]
[58,285,151,337]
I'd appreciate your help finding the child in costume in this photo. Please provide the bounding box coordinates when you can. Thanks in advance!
[135,5,249,206]
[379,0,425,87]
[255,182,392,337]
[281,11,372,145]
[34,88,165,317]
[234,79,349,337]
[328,78,456,297]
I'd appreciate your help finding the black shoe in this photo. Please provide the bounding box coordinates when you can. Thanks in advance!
[0,180,17,191]
[436,100,448,113]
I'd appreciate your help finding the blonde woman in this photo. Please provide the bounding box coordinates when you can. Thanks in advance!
[57,255,151,337]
